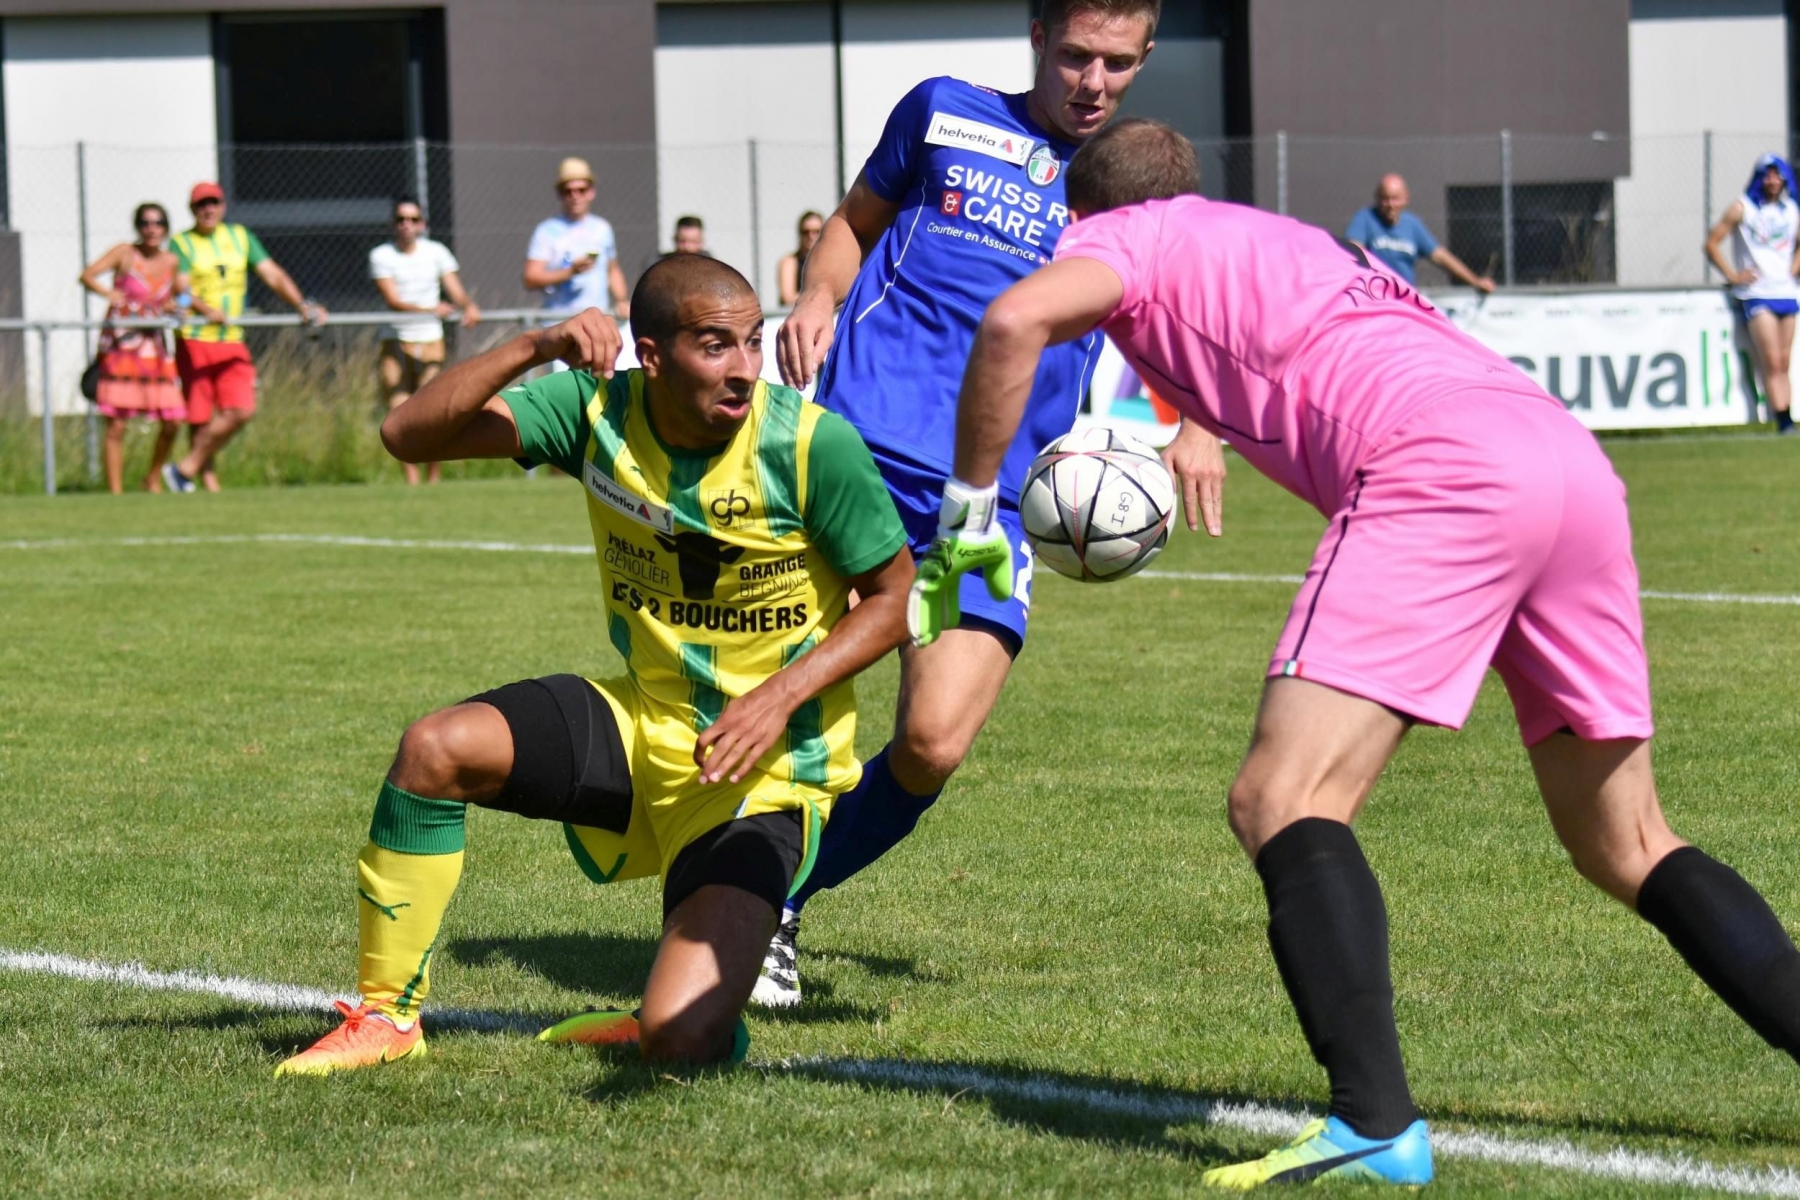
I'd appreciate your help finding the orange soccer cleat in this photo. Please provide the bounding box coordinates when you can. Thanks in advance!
[274,1000,426,1077]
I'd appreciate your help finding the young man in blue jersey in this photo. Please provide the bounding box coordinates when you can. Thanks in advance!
[759,0,1225,1005]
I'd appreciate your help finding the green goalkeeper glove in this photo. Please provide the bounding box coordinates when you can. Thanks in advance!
[907,477,1014,647]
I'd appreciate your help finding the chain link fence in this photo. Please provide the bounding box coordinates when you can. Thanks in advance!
[1,129,1790,423]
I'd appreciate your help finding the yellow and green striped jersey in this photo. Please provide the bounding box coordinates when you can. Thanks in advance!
[503,368,907,795]
[171,223,269,343]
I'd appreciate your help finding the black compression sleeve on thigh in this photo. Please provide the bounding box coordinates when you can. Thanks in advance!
[1636,846,1800,1062]
[1255,818,1420,1139]
[464,675,631,831]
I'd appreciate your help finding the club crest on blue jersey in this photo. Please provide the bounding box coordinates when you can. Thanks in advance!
[1027,144,1061,187]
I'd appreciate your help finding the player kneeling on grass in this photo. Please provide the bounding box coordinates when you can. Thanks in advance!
[918,119,1800,1189]
[276,256,912,1076]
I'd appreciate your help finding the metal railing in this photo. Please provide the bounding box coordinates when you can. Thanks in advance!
[15,307,589,497]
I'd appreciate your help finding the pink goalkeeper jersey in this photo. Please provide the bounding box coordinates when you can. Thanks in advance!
[1055,196,1554,514]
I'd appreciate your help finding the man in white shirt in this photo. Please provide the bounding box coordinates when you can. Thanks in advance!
[523,157,630,320]
[370,197,480,484]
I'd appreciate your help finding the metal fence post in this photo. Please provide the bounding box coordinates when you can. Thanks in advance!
[413,135,430,220]
[1500,128,1515,288]
[1703,130,1714,282]
[748,139,762,301]
[40,325,56,496]
[1276,130,1288,216]
[78,140,97,483]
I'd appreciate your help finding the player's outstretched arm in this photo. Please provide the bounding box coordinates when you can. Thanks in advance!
[694,547,914,785]
[776,172,901,388]
[382,309,621,464]
[951,257,1125,486]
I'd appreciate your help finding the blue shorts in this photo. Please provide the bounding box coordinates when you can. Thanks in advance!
[872,447,1032,656]
[1740,297,1799,321]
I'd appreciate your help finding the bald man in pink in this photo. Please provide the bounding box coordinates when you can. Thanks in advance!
[917,119,1800,1190]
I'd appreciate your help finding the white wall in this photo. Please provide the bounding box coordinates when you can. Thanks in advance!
[655,3,837,304]
[4,15,217,413]
[1616,2,1788,286]
[840,0,1033,176]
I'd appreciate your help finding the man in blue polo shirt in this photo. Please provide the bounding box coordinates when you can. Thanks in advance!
[759,0,1225,1007]
[1346,173,1495,292]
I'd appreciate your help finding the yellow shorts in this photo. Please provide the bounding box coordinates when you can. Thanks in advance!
[562,676,831,892]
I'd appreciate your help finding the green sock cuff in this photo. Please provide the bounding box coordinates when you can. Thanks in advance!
[369,780,466,855]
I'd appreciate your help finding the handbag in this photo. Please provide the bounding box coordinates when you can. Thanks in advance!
[79,353,103,402]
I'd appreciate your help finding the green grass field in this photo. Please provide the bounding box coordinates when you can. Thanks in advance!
[4,436,1800,1198]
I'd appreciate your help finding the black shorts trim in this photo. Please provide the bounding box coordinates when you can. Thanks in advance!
[464,674,633,832]
[661,809,803,920]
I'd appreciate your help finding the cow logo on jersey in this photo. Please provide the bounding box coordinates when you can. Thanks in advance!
[1026,144,1061,187]
[655,530,746,600]
[925,112,1033,166]
[585,461,675,535]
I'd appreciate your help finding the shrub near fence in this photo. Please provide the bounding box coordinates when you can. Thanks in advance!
[0,323,532,495]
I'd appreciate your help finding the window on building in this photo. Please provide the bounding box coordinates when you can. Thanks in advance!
[214,12,448,311]
[1446,181,1617,285]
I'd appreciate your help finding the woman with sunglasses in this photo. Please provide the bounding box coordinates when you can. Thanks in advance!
[79,202,183,493]
[777,210,823,308]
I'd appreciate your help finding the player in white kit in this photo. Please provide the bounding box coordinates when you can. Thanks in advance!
[1706,153,1800,433]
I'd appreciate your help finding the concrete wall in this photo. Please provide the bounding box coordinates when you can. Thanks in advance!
[655,2,836,304]
[1248,0,1631,283]
[1615,0,1788,285]
[3,14,216,413]
[839,0,1033,174]
[442,0,658,310]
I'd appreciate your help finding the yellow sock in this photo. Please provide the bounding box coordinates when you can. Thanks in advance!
[356,780,468,1023]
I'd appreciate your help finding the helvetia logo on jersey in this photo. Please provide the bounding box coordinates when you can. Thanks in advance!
[1026,144,1060,187]
[925,112,1033,166]
[584,461,675,535]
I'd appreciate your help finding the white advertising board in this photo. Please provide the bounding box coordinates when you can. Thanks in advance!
[1435,289,1762,431]
[1080,288,1767,442]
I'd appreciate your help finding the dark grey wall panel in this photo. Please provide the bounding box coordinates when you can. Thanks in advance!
[443,0,657,308]
[1246,0,1630,282]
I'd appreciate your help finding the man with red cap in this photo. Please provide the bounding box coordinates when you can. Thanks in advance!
[162,182,326,493]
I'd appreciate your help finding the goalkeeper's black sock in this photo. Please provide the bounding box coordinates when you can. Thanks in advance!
[1636,846,1800,1062]
[1255,818,1419,1140]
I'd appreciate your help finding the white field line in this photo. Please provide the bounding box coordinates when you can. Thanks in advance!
[4,948,1799,1196]
[7,533,1800,608]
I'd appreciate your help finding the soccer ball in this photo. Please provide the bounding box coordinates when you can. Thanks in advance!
[1019,427,1176,582]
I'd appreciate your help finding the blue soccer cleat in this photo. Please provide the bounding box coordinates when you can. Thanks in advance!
[1202,1115,1434,1189]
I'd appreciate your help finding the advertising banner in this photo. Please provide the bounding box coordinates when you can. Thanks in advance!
[1080,288,1766,441]
[1435,289,1762,431]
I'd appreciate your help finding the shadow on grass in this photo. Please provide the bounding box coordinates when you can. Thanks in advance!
[773,1055,1274,1164]
[773,1054,1800,1157]
[443,931,908,1026]
[445,931,659,998]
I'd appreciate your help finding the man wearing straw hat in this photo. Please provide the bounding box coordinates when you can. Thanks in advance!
[523,157,630,320]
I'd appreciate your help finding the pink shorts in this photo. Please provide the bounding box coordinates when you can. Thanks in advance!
[1269,390,1653,746]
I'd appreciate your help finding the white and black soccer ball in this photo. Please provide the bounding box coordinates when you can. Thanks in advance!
[1019,427,1176,582]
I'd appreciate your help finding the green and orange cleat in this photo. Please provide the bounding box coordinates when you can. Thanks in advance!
[275,999,425,1077]
[538,1008,750,1063]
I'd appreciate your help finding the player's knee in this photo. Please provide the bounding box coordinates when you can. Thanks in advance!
[390,709,487,797]
[639,1009,734,1064]
[892,721,973,789]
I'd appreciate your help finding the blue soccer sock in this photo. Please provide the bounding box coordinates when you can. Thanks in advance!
[789,747,940,915]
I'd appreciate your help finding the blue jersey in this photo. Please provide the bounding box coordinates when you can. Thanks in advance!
[1344,207,1439,284]
[816,77,1101,502]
